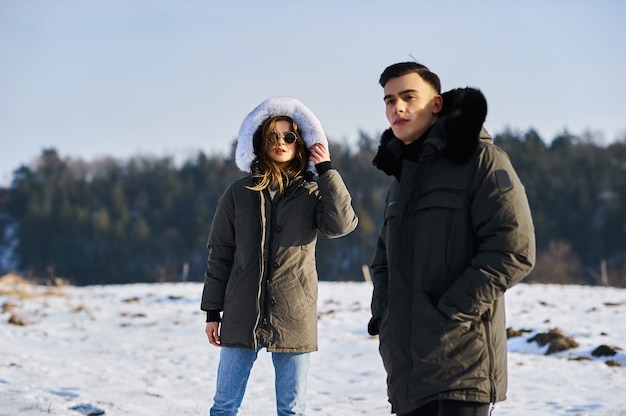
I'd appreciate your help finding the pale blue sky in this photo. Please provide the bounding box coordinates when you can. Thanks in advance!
[1,0,625,185]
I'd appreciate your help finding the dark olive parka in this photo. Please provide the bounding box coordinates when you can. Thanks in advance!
[369,88,536,413]
[201,171,357,352]
[201,97,358,353]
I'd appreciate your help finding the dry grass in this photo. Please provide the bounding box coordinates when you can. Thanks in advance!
[1,301,19,313]
[7,313,30,326]
[0,272,68,299]
[507,327,532,339]
[72,304,87,313]
[591,345,621,357]
[120,311,147,318]
[605,359,622,367]
[528,328,579,354]
[1,272,71,326]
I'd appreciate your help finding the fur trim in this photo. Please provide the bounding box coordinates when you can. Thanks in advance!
[235,97,329,173]
[372,129,404,179]
[372,87,488,176]
[440,88,488,164]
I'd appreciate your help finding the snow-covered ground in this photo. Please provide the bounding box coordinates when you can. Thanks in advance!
[1,277,625,415]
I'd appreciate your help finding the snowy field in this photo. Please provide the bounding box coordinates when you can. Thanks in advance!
[1,276,625,416]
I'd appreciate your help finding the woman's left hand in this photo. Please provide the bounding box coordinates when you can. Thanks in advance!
[309,143,330,165]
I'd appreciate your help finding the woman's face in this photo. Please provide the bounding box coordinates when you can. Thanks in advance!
[265,120,297,166]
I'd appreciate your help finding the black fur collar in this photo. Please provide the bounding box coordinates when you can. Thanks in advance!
[372,87,487,179]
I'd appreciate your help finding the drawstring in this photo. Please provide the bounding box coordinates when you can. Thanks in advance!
[489,403,495,416]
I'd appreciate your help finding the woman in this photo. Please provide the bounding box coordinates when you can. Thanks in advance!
[201,97,358,416]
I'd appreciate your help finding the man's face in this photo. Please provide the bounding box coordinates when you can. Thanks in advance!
[383,72,442,145]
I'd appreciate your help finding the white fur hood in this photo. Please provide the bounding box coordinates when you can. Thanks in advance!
[235,97,329,173]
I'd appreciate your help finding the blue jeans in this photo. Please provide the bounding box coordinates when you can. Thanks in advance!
[210,345,310,416]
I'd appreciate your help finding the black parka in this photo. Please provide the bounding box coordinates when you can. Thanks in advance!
[369,88,535,413]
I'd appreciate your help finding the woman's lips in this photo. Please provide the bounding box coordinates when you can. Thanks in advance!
[393,118,409,126]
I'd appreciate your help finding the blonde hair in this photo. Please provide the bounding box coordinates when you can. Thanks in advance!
[247,115,307,192]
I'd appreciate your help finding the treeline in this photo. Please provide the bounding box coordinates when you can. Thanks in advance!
[1,129,625,287]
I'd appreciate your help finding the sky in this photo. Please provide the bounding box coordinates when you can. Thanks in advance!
[1,278,625,415]
[1,1,625,186]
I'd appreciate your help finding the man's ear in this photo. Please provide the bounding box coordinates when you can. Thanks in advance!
[432,94,443,115]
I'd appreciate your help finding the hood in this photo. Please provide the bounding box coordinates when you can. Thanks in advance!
[372,87,488,178]
[235,97,329,173]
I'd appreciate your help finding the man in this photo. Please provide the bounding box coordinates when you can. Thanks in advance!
[368,62,535,416]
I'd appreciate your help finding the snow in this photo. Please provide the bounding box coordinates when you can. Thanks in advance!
[1,279,625,416]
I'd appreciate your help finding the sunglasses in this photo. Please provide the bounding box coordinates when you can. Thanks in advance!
[267,131,298,144]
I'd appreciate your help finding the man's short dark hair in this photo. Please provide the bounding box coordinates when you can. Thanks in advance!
[379,62,441,94]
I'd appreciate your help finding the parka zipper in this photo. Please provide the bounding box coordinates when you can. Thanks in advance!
[254,190,267,349]
[262,201,278,329]
[482,309,497,402]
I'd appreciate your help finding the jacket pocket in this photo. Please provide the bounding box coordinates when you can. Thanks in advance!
[412,190,466,294]
[412,292,486,383]
[414,189,465,211]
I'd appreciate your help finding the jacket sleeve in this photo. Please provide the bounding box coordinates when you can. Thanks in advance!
[438,145,536,321]
[314,169,358,238]
[200,184,237,313]
[368,222,389,335]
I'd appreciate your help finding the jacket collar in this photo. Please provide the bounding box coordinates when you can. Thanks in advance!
[372,87,488,179]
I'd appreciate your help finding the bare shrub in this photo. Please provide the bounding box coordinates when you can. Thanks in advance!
[527,241,585,284]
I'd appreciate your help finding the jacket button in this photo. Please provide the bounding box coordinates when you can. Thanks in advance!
[273,262,280,268]
[270,297,277,305]
[276,226,282,232]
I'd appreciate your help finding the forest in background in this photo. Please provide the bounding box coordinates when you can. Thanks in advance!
[1,128,625,287]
